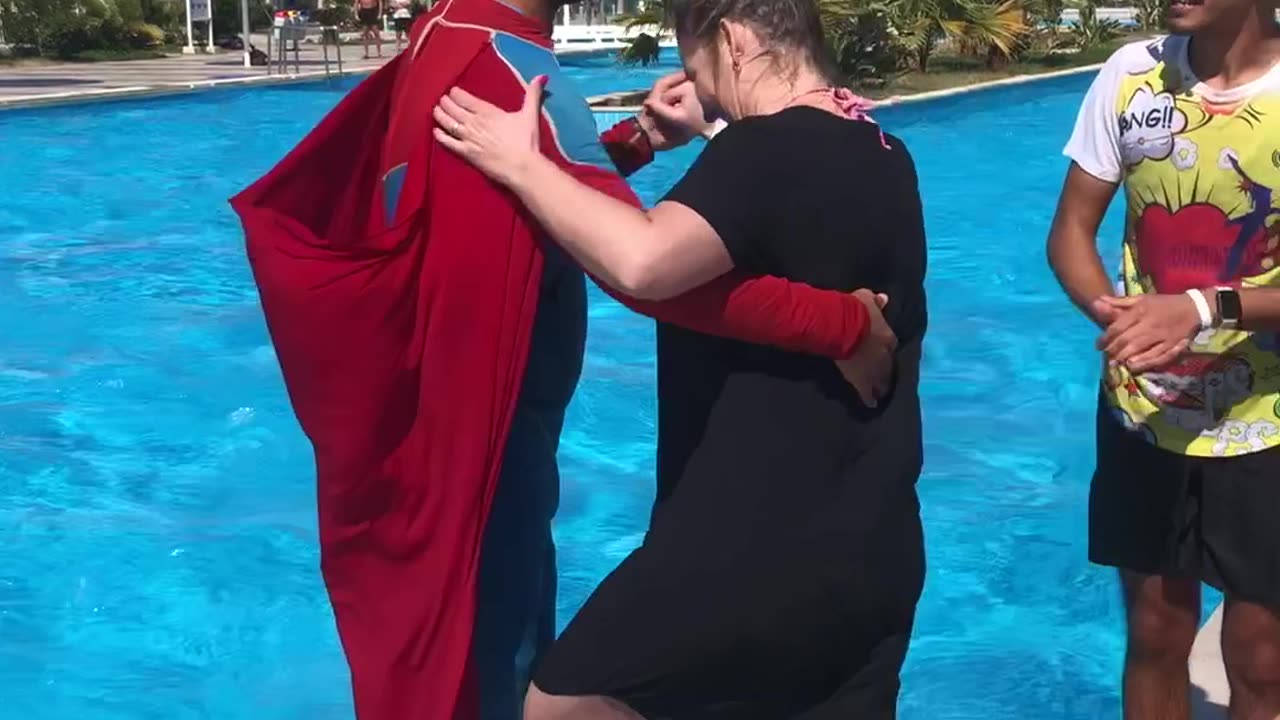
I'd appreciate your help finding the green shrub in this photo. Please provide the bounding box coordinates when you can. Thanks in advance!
[1131,0,1164,30]
[81,0,118,20]
[1067,0,1123,50]
[0,0,79,55]
[164,26,188,46]
[45,15,106,57]
[124,21,166,48]
[826,3,908,85]
[111,0,145,24]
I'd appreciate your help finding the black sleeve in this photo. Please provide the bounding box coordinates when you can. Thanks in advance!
[662,121,773,270]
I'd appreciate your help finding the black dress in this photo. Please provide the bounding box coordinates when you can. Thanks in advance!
[533,107,929,719]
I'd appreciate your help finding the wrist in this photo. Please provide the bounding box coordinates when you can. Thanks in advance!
[1084,291,1111,327]
[1184,288,1214,331]
[1202,287,1223,326]
[507,151,550,191]
[635,111,658,145]
[628,114,656,160]
[601,116,654,175]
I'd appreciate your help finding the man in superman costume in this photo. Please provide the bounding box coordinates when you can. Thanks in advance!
[229,0,879,717]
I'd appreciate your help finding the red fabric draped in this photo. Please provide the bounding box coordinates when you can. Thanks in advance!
[229,4,546,716]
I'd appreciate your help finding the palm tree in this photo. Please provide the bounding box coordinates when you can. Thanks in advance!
[618,0,1029,78]
[618,31,662,65]
[884,0,1029,71]
[818,0,908,83]
[616,0,670,66]
[618,0,670,29]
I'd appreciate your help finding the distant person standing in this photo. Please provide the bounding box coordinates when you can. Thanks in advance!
[354,0,383,58]
[390,0,413,51]
[1048,0,1280,718]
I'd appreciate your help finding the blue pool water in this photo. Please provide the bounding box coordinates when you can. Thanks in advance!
[559,50,685,97]
[0,68,1205,718]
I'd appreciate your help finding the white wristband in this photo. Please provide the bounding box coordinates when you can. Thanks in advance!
[1186,288,1213,330]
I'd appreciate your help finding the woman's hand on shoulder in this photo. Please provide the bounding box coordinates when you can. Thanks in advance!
[835,290,897,408]
[433,76,548,188]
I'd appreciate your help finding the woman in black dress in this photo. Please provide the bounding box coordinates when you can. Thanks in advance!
[433,0,928,715]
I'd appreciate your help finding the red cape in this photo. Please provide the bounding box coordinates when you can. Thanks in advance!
[229,3,549,717]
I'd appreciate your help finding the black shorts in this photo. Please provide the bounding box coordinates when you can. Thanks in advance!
[1091,402,1280,604]
[357,8,380,28]
[393,16,412,32]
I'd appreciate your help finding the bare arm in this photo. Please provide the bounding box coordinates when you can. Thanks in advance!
[1047,163,1120,326]
[506,153,730,301]
[434,81,732,301]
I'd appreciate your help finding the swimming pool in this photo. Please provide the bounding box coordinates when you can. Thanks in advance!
[559,50,685,97]
[0,68,1172,718]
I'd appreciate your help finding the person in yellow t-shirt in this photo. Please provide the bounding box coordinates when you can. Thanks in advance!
[1049,1,1280,717]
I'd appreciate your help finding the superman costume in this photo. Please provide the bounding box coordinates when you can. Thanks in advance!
[229,0,873,717]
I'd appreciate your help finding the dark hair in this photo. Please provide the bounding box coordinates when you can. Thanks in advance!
[670,0,837,81]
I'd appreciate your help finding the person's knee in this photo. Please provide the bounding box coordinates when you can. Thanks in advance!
[1128,605,1197,662]
[1223,602,1280,691]
[1227,637,1280,692]
[1125,580,1198,664]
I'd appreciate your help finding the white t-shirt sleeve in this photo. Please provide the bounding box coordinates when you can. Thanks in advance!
[1062,56,1126,184]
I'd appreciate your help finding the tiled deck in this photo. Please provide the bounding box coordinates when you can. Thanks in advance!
[0,38,390,107]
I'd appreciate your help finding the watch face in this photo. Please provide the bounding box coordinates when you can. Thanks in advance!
[1218,289,1243,326]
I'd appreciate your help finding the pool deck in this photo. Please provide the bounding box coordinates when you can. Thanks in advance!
[2,47,1114,111]
[1193,605,1229,719]
[0,38,390,108]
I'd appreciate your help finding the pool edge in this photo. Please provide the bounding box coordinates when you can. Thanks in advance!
[0,62,1103,113]
[0,68,373,111]
[585,62,1105,114]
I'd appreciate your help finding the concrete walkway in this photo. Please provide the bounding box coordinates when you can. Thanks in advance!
[1192,604,1230,719]
[0,35,393,107]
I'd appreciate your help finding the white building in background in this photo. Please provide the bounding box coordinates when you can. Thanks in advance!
[553,0,671,54]
[556,0,643,26]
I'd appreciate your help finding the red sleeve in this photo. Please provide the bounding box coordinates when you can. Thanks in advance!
[553,152,868,359]
[615,272,869,358]
[599,117,654,178]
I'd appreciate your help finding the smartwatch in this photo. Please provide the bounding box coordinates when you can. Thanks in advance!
[1215,286,1242,330]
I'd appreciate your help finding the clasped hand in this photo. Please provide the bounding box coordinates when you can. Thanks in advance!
[838,290,897,408]
[1091,293,1202,373]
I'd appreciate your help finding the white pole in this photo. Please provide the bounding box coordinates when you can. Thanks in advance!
[206,0,214,52]
[185,0,195,53]
[241,0,252,67]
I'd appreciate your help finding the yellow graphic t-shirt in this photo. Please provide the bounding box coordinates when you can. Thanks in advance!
[1065,36,1280,457]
